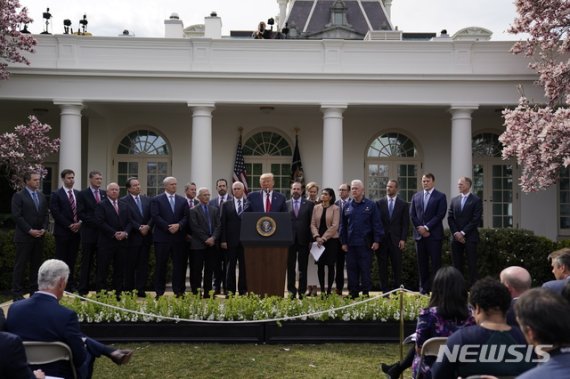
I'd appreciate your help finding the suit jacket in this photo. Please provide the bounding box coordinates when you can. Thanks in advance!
[220,198,246,248]
[50,187,81,238]
[542,277,570,294]
[377,196,409,246]
[310,204,340,240]
[95,198,132,249]
[209,195,233,209]
[189,204,221,250]
[122,194,153,247]
[150,193,188,243]
[448,193,482,242]
[5,292,87,378]
[0,331,35,379]
[11,188,49,243]
[410,188,447,241]
[246,190,287,213]
[287,197,314,245]
[78,187,107,244]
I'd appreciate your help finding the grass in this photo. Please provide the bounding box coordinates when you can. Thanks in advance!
[93,342,411,378]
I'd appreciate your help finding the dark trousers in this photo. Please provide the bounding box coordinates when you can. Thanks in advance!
[55,233,80,291]
[335,248,345,292]
[376,240,402,292]
[451,239,478,286]
[190,247,219,296]
[79,337,115,379]
[213,247,227,293]
[225,245,247,295]
[96,243,127,293]
[287,243,309,297]
[415,238,442,293]
[12,238,44,297]
[154,241,187,296]
[79,242,97,295]
[125,241,151,294]
[345,245,373,296]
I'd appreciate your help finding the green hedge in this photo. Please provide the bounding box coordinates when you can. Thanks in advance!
[0,228,561,293]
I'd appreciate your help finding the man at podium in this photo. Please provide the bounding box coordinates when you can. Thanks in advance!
[246,173,287,213]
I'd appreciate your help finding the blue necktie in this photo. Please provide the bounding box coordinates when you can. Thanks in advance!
[423,191,430,211]
[135,196,143,215]
[461,195,467,211]
[388,198,394,218]
[31,191,39,210]
[237,199,243,215]
[203,205,211,235]
[169,195,175,213]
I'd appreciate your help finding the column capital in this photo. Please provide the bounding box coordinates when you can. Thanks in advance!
[53,100,84,107]
[449,104,478,113]
[188,103,215,110]
[321,104,347,112]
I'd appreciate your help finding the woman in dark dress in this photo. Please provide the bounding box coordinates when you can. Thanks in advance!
[310,188,340,295]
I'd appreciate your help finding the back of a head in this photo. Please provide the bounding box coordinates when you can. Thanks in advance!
[38,259,70,291]
[515,287,570,346]
[469,277,511,315]
[500,266,532,295]
[430,266,469,320]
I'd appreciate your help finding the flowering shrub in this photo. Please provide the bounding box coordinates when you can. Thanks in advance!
[0,0,36,79]
[61,291,429,324]
[500,0,570,192]
[0,115,60,189]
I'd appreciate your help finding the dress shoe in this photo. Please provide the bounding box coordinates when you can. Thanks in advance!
[335,288,342,296]
[109,349,133,365]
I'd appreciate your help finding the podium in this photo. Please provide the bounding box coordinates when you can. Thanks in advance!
[240,212,293,296]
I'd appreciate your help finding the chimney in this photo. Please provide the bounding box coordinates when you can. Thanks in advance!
[204,11,222,39]
[165,12,184,38]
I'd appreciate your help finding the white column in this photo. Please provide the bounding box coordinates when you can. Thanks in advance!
[189,104,215,189]
[321,105,347,189]
[449,106,478,197]
[277,0,289,29]
[54,101,83,188]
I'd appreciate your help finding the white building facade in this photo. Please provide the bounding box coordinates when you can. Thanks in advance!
[0,3,567,241]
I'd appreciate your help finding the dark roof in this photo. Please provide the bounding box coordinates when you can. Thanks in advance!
[286,0,391,39]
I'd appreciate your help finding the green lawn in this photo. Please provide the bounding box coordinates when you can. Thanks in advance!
[93,343,410,378]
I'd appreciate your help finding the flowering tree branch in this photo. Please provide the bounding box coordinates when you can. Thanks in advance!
[0,116,60,189]
[499,0,570,192]
[0,0,36,79]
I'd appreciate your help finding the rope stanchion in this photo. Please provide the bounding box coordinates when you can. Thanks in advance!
[399,285,405,369]
[64,288,421,325]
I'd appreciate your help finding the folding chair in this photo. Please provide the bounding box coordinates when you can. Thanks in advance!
[417,336,448,379]
[23,341,78,379]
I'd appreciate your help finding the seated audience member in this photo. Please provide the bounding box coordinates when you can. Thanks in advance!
[381,266,474,379]
[431,277,535,378]
[515,287,570,378]
[6,259,133,379]
[542,248,570,294]
[0,330,45,379]
[499,266,531,327]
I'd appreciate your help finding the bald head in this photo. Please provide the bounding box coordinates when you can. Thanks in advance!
[500,266,532,298]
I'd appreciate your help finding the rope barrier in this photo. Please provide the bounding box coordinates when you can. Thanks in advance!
[64,287,421,325]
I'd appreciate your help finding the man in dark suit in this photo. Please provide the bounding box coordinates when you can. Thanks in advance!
[150,176,188,297]
[6,259,132,379]
[95,182,131,294]
[410,173,447,294]
[376,179,409,292]
[11,171,49,301]
[77,170,106,296]
[246,172,287,213]
[334,183,351,295]
[50,169,82,292]
[189,187,221,298]
[0,330,44,378]
[220,181,248,296]
[122,177,153,297]
[448,176,482,286]
[286,181,314,298]
[209,178,233,295]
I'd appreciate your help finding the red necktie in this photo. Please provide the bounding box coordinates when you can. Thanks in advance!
[68,190,78,222]
[265,192,271,213]
[113,200,119,215]
[95,189,101,203]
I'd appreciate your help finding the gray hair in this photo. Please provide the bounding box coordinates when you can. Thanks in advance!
[38,259,70,290]
[163,176,177,186]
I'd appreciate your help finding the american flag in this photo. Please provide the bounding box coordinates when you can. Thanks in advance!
[232,136,249,193]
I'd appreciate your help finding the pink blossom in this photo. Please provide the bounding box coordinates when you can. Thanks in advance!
[0,0,36,80]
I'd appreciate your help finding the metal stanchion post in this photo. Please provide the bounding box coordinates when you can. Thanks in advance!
[399,285,404,377]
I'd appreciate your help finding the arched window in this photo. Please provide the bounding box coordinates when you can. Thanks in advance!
[472,132,518,228]
[115,129,171,196]
[243,131,292,196]
[366,132,419,202]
